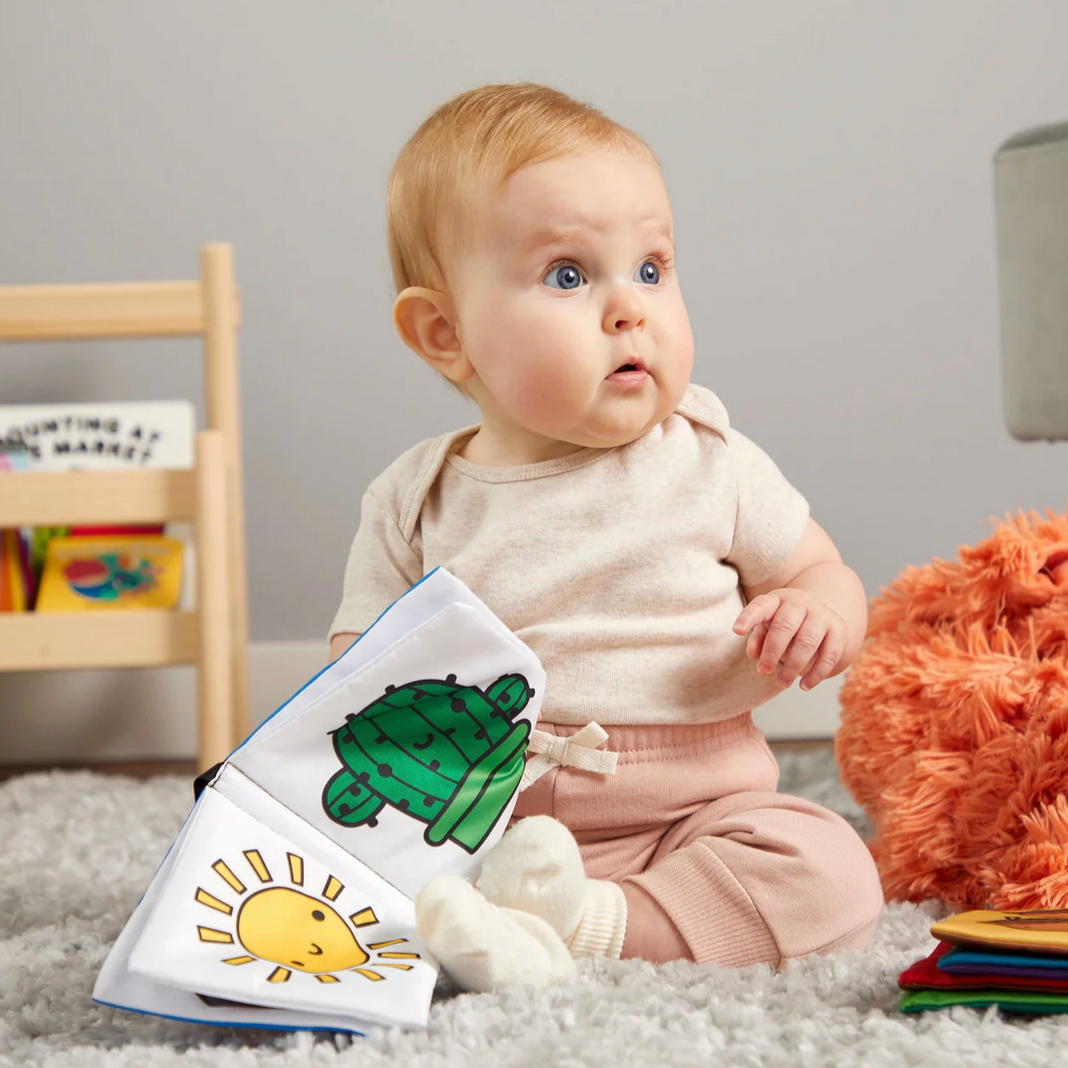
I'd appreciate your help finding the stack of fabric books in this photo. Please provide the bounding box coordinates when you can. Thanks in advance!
[900,908,1068,1015]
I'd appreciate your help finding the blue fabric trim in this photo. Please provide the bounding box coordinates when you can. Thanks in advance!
[91,996,366,1035]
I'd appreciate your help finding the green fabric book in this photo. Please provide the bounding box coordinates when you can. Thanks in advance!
[901,987,1068,1014]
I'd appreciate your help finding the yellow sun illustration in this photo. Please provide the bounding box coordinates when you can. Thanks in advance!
[194,848,420,983]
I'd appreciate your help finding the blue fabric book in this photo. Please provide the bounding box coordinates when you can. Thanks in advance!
[939,948,1068,974]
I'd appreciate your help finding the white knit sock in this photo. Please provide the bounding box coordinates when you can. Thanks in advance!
[479,815,628,960]
[414,875,576,993]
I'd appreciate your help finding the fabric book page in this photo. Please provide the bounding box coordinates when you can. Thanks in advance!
[931,909,1068,957]
[231,569,545,899]
[127,781,436,1029]
[92,800,385,1033]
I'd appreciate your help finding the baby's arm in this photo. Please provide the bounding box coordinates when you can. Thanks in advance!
[732,518,867,691]
[329,632,359,664]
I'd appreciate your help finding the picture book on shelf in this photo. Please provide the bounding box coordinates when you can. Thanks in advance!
[0,402,195,604]
[35,535,184,611]
[0,528,31,611]
[0,446,37,610]
[92,567,546,1034]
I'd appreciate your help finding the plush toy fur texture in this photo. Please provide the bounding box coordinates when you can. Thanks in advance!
[836,508,1068,911]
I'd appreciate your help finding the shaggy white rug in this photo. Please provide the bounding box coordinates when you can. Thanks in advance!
[3,752,1067,1068]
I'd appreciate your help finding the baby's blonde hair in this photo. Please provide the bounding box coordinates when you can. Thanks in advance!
[387,82,658,299]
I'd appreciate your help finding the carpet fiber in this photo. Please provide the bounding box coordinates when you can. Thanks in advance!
[3,751,1066,1067]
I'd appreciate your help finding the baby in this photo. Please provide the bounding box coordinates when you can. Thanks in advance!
[328,82,884,991]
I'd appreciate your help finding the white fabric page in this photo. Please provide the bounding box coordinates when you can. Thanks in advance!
[127,785,436,1030]
[231,572,544,899]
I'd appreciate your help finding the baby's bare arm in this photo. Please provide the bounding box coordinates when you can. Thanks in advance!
[328,631,359,664]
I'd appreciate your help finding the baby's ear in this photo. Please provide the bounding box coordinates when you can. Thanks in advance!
[393,287,473,385]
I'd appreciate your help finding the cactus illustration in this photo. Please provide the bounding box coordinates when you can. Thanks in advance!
[321,672,533,854]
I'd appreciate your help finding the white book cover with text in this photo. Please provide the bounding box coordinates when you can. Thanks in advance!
[0,401,194,470]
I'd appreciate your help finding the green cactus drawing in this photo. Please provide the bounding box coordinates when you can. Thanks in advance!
[321,672,533,854]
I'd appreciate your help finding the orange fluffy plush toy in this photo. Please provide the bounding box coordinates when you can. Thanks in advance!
[836,507,1068,911]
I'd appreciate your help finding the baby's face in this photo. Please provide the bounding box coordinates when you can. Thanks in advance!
[449,147,694,458]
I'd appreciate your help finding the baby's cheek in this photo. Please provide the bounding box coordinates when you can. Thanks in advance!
[507,375,558,424]
[507,354,584,424]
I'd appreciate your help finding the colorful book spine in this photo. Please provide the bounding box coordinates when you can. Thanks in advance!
[0,529,29,612]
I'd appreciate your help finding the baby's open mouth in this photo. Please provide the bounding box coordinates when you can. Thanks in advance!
[607,360,648,382]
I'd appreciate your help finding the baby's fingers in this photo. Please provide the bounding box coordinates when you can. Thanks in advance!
[733,594,782,635]
[745,622,768,661]
[799,633,845,691]
[775,615,829,687]
[757,603,808,676]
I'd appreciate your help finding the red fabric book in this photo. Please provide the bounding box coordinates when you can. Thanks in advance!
[900,942,1068,994]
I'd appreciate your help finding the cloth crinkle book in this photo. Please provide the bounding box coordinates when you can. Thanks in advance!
[900,909,1068,1016]
[930,909,1068,957]
[93,567,546,1034]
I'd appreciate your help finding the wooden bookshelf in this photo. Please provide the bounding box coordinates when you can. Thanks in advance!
[0,245,250,770]
[0,610,199,671]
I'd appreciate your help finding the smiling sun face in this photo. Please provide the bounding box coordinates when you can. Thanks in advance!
[237,886,369,973]
[194,849,419,984]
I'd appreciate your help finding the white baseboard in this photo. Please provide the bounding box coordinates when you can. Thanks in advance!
[752,673,842,740]
[0,642,840,765]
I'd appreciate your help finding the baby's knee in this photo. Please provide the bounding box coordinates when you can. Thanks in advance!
[786,813,884,962]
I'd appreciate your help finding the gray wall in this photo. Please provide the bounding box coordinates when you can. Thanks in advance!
[3,1,1067,644]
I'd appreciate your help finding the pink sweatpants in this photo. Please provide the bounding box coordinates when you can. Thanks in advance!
[511,713,884,969]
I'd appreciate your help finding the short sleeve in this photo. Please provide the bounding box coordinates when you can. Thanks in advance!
[724,428,810,588]
[327,491,424,641]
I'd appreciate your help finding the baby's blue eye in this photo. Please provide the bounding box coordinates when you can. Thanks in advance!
[543,264,584,290]
[637,261,660,285]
